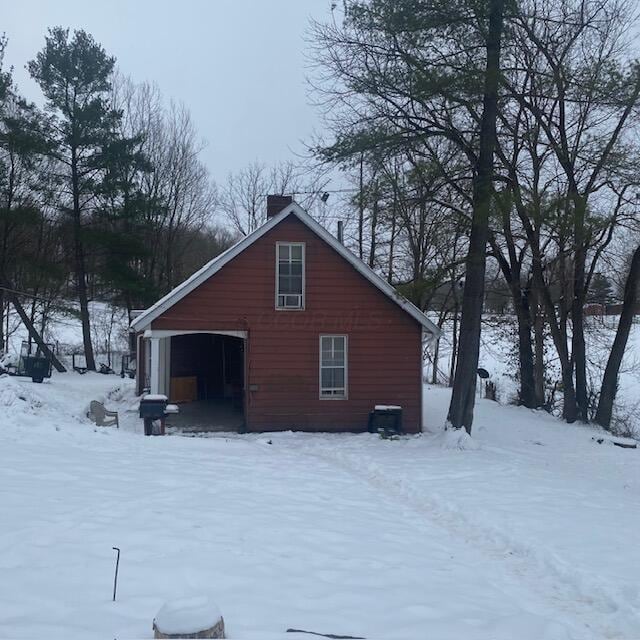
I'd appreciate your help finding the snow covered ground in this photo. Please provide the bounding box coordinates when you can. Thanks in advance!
[3,301,129,367]
[431,314,640,434]
[0,371,638,639]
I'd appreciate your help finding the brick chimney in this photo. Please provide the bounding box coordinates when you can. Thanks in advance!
[266,194,293,218]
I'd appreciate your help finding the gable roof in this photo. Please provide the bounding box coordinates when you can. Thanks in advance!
[131,202,441,338]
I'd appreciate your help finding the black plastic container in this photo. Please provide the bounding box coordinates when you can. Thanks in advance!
[139,395,168,419]
[139,395,168,436]
[368,406,403,436]
[23,355,50,383]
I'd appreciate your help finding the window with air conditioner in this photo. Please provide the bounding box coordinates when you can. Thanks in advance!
[276,242,305,309]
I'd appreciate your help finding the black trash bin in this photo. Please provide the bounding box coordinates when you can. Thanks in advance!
[139,394,168,435]
[23,355,50,383]
[368,405,403,436]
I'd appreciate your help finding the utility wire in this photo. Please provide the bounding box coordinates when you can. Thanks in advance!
[0,286,63,304]
[0,287,100,330]
[258,187,359,197]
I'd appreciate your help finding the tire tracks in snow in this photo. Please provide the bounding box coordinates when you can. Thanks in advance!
[294,439,639,640]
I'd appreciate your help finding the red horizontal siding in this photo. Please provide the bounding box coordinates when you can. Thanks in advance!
[152,214,423,432]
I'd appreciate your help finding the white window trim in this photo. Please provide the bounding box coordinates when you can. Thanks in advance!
[275,241,306,310]
[319,334,348,400]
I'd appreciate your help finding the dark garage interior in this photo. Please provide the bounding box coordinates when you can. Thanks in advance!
[168,333,245,431]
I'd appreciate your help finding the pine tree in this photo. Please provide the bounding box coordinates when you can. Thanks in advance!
[28,27,120,370]
[94,133,156,316]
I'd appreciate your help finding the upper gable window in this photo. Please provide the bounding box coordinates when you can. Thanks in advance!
[276,242,305,309]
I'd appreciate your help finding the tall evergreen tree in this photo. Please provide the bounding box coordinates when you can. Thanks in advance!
[28,27,120,370]
[447,0,505,433]
[94,132,155,317]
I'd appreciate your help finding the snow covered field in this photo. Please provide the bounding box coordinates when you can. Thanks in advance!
[3,302,129,366]
[0,371,638,639]
[432,314,640,434]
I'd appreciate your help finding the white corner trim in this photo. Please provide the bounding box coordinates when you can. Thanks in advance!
[149,337,161,395]
[131,203,441,337]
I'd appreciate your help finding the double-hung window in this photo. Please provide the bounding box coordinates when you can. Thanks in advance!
[320,335,347,399]
[276,242,305,309]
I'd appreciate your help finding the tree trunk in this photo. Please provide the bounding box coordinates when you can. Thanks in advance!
[531,283,546,406]
[559,361,578,421]
[387,195,397,283]
[490,232,539,409]
[447,0,505,433]
[450,303,459,387]
[1,169,12,354]
[431,333,440,385]
[571,196,589,420]
[368,194,378,269]
[513,289,537,408]
[4,299,8,353]
[572,293,588,418]
[530,241,578,422]
[594,243,640,428]
[76,221,95,370]
[71,147,96,371]
[358,152,364,260]
[27,291,39,352]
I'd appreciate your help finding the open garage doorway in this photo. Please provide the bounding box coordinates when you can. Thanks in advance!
[168,333,245,432]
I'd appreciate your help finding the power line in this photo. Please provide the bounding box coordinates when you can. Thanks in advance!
[258,187,359,197]
[0,287,97,330]
[0,286,61,304]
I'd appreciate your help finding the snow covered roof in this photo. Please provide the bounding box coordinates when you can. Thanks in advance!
[131,202,441,337]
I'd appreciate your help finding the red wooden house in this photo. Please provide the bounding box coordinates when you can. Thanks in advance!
[131,196,440,433]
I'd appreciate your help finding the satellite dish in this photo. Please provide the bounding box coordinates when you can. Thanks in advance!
[477,368,490,379]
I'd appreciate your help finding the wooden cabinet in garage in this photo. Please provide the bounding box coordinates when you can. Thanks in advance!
[170,376,198,403]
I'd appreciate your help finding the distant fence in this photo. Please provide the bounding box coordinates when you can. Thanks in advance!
[69,350,134,375]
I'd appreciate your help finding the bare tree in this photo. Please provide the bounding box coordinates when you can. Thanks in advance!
[220,160,326,236]
[112,75,219,297]
[504,0,640,420]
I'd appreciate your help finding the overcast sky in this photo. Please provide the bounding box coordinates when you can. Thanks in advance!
[3,0,332,184]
